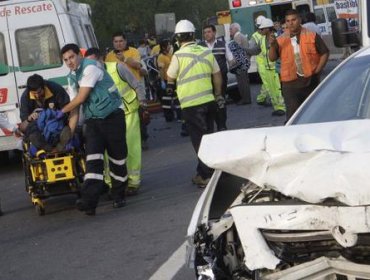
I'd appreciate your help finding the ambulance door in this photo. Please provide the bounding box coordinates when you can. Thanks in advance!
[0,5,19,129]
[6,1,68,90]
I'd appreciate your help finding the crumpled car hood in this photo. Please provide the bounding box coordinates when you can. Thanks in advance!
[198,119,370,206]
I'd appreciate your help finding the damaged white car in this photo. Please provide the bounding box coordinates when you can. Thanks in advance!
[186,47,370,279]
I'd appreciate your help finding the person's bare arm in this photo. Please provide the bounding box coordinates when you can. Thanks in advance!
[212,71,222,97]
[314,52,329,74]
[268,33,279,62]
[68,107,79,134]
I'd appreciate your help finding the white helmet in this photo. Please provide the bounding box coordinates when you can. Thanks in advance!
[255,15,266,27]
[175,20,195,34]
[258,18,274,29]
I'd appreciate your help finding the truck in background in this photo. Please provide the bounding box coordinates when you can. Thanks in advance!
[0,0,98,152]
[332,0,366,50]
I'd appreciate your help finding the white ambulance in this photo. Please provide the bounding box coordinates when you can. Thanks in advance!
[0,0,98,152]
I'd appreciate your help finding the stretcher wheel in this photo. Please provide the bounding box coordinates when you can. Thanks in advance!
[35,204,45,216]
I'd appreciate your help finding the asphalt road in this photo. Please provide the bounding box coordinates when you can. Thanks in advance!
[0,60,340,280]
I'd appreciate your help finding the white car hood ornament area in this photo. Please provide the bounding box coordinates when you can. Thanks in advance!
[199,119,370,206]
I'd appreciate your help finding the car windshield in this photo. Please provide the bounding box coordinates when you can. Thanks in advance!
[291,54,370,125]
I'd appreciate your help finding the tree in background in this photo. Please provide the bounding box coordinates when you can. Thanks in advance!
[76,0,228,48]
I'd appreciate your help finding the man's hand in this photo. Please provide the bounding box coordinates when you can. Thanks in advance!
[269,33,277,46]
[139,100,148,109]
[115,51,126,62]
[215,95,226,109]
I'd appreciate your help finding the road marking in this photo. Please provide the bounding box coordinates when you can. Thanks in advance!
[149,241,187,280]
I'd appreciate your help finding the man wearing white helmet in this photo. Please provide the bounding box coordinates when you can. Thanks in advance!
[247,17,286,116]
[167,19,223,187]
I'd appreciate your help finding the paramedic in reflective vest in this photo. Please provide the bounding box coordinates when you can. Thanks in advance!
[250,16,269,106]
[199,24,233,131]
[167,20,223,187]
[60,43,127,215]
[269,9,329,121]
[85,47,146,195]
[247,18,286,116]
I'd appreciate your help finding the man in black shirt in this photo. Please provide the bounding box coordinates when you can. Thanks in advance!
[19,74,71,152]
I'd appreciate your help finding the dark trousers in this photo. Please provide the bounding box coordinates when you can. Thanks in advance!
[282,75,320,121]
[215,71,228,131]
[236,70,252,103]
[83,109,128,208]
[182,101,217,179]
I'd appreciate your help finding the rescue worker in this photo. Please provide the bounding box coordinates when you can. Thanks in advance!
[60,43,128,215]
[19,74,71,152]
[200,24,234,131]
[85,47,146,195]
[247,18,286,116]
[157,39,181,122]
[250,15,269,106]
[167,20,223,187]
[269,9,329,121]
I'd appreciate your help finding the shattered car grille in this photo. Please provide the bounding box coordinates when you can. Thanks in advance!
[262,230,370,265]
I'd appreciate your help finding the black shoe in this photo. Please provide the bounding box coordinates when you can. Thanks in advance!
[180,130,189,137]
[113,199,126,208]
[127,187,139,196]
[236,101,251,105]
[101,183,110,195]
[76,199,96,216]
[272,110,285,116]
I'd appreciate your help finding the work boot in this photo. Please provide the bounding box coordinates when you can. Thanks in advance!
[113,198,126,208]
[192,175,210,188]
[126,186,139,196]
[272,110,285,116]
[76,199,96,216]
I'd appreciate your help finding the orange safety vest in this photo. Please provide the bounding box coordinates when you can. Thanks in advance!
[277,28,320,82]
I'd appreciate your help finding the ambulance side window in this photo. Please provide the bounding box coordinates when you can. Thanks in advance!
[0,33,8,76]
[15,25,62,72]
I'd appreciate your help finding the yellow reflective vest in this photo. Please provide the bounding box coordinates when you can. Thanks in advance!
[105,62,139,115]
[174,44,215,109]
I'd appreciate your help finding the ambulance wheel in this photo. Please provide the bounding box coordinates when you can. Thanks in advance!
[35,204,45,216]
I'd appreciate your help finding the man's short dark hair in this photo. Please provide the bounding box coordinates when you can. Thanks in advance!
[176,33,194,44]
[112,31,126,40]
[159,39,170,53]
[85,47,101,58]
[61,43,80,55]
[285,9,300,17]
[27,74,44,91]
[203,24,216,32]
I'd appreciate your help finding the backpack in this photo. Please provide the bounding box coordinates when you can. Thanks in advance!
[37,109,65,146]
